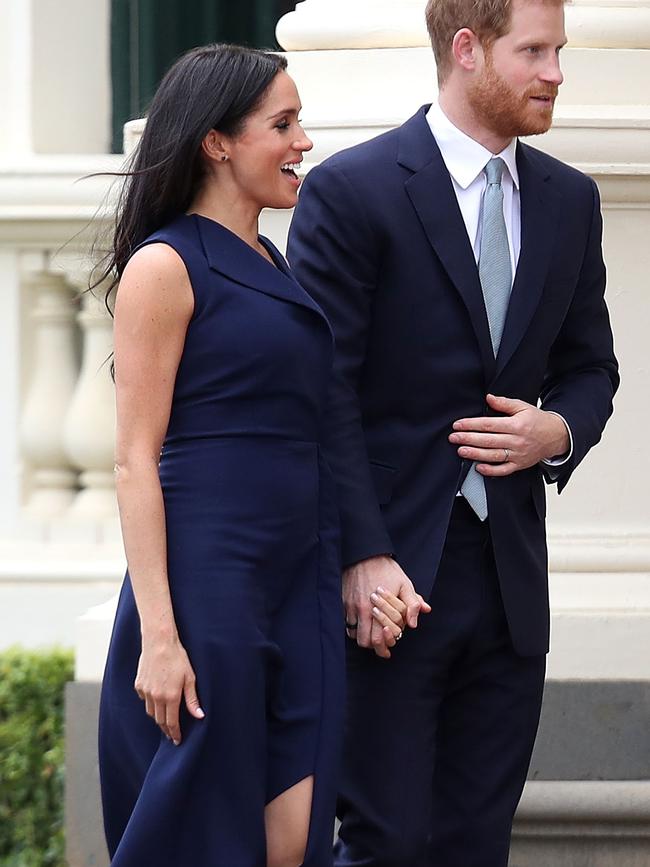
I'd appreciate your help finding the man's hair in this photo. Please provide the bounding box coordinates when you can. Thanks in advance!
[425,0,559,83]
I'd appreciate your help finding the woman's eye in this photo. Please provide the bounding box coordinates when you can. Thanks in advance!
[276,120,290,130]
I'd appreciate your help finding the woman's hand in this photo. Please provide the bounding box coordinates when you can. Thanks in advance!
[343,556,431,658]
[369,585,413,648]
[134,635,204,745]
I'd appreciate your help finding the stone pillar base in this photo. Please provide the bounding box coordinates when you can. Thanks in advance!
[65,682,109,867]
[511,782,650,867]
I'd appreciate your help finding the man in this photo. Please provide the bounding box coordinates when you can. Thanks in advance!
[287,0,619,863]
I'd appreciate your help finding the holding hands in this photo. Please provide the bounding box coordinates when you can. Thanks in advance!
[343,555,431,659]
[449,393,569,476]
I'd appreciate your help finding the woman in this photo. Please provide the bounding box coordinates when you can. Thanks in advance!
[98,43,405,867]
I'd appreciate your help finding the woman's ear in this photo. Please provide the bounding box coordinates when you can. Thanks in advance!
[201,129,230,165]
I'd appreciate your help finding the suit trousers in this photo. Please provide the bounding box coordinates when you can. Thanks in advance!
[334,498,546,867]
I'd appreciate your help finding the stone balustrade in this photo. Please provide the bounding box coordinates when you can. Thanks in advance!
[16,259,115,528]
[0,156,125,647]
[16,258,117,529]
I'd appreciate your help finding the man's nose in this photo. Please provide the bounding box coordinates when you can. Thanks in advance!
[542,54,564,86]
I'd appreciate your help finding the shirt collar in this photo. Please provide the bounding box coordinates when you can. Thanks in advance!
[426,101,520,191]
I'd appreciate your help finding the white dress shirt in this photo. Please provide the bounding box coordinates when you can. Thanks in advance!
[426,101,520,277]
[425,101,572,469]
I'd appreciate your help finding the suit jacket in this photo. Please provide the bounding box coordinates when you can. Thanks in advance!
[287,106,619,656]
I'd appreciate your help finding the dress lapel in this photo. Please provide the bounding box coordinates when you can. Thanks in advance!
[493,143,561,378]
[192,213,329,325]
[399,109,496,380]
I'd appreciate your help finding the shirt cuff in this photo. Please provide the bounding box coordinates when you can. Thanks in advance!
[541,411,574,468]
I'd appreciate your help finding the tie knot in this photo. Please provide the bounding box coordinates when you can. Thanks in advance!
[484,157,505,186]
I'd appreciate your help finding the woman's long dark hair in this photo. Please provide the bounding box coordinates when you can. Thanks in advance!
[92,43,287,309]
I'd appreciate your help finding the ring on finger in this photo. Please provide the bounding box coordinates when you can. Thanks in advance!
[503,448,510,462]
[396,630,403,641]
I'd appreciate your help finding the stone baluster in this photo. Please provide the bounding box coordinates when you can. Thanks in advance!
[62,271,117,522]
[19,259,80,519]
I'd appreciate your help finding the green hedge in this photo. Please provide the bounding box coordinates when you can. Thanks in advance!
[0,647,73,867]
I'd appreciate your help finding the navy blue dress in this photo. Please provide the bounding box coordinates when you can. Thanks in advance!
[99,214,345,866]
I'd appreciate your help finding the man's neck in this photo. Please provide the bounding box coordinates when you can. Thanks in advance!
[438,89,513,155]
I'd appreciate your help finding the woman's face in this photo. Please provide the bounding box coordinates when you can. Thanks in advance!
[223,71,313,211]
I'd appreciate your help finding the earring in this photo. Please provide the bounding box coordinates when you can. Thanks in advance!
[221,155,228,162]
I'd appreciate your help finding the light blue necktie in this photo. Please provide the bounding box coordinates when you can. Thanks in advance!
[460,157,512,520]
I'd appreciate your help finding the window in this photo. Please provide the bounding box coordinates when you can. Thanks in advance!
[111,0,296,151]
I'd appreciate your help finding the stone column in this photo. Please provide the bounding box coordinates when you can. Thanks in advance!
[0,0,110,156]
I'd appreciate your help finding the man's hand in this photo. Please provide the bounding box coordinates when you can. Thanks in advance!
[449,393,569,477]
[343,555,431,659]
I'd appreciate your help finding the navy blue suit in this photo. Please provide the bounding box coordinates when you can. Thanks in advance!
[288,107,618,866]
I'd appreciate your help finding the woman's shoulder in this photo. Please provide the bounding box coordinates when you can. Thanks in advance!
[114,243,193,367]
[117,241,194,328]
[126,215,206,293]
[123,209,195,290]
[121,241,192,309]
[125,241,188,280]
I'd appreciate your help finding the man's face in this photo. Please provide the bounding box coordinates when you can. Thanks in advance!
[468,0,566,139]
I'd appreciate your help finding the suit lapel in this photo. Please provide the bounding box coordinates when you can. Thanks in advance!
[400,109,496,380]
[493,143,561,378]
[193,213,328,324]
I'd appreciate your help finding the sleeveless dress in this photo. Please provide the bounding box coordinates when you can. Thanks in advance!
[98,214,345,866]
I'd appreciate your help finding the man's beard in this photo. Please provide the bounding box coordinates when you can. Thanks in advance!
[468,53,558,139]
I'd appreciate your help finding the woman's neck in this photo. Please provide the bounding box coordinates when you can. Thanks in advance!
[189,186,261,249]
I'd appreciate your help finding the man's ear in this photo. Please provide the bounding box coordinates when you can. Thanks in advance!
[452,27,483,72]
[201,129,230,164]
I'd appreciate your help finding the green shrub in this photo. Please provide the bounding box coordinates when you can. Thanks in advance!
[0,647,73,867]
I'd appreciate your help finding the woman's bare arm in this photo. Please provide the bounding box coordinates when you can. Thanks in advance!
[113,242,201,745]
